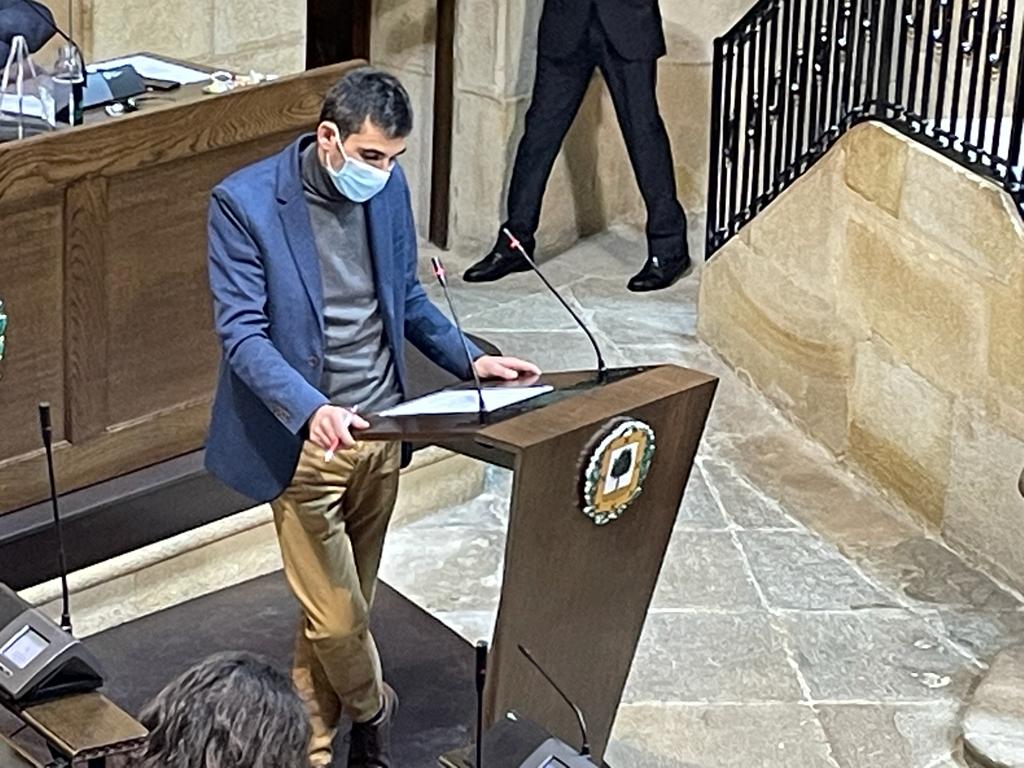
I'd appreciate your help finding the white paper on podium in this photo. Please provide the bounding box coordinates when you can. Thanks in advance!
[379,385,553,417]
[88,55,211,85]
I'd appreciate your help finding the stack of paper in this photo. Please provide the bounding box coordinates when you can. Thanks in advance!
[380,385,553,417]
[88,55,210,85]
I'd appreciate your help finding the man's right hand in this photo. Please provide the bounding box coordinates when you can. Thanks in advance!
[308,404,370,451]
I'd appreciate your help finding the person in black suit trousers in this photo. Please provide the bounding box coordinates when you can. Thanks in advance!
[0,0,55,63]
[463,0,690,292]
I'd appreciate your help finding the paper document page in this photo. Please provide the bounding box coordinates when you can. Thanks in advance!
[0,94,47,119]
[89,55,210,85]
[379,385,553,417]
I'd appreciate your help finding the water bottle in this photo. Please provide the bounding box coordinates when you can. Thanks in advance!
[52,43,84,126]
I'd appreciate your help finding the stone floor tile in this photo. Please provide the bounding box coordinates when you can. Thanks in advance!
[484,466,514,498]
[568,274,700,344]
[675,465,730,530]
[701,457,800,530]
[652,532,761,611]
[420,240,583,292]
[816,702,965,768]
[432,610,496,645]
[402,492,509,532]
[463,292,587,334]
[737,531,898,610]
[541,225,649,277]
[848,538,1022,613]
[711,433,924,549]
[380,527,505,614]
[611,339,721,372]
[781,610,980,702]
[424,279,533,318]
[471,330,611,372]
[623,612,804,704]
[925,609,1024,661]
[607,703,836,768]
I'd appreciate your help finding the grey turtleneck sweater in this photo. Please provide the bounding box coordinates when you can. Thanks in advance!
[301,142,402,413]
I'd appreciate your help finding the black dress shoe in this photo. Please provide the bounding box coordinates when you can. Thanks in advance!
[627,253,692,292]
[463,233,535,283]
[348,684,398,767]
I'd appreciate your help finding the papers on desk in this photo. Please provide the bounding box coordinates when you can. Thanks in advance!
[379,385,553,417]
[0,93,47,119]
[88,55,210,85]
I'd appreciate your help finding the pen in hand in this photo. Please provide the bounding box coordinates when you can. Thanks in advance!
[324,438,339,464]
[324,405,359,463]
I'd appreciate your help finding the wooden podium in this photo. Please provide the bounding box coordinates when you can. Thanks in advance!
[363,365,717,762]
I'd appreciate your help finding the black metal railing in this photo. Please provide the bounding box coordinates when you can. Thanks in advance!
[707,0,1024,256]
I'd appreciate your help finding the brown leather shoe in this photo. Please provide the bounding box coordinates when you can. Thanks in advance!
[347,684,399,768]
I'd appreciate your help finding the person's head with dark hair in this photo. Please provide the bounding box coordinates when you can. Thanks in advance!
[129,652,310,768]
[314,67,413,202]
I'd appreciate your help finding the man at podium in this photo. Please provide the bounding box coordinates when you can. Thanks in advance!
[203,67,538,768]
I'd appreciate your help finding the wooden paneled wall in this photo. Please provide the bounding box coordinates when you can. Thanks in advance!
[0,62,358,515]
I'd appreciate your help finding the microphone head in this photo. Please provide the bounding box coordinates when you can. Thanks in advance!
[475,641,488,678]
[430,256,447,286]
[38,402,52,433]
[501,227,522,252]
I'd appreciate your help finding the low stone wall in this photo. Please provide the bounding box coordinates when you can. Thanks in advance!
[22,448,486,637]
[699,121,1024,590]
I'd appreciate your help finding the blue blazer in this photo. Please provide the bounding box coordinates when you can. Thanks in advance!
[205,136,481,503]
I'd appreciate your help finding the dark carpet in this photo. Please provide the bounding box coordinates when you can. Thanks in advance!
[86,572,475,767]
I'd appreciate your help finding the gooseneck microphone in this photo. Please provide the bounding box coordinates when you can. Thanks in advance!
[518,644,591,758]
[431,256,487,423]
[502,229,607,381]
[475,641,488,768]
[38,402,72,634]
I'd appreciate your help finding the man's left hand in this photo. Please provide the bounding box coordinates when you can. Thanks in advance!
[473,355,541,381]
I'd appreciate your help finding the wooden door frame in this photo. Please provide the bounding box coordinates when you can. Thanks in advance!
[429,0,456,248]
[305,0,373,69]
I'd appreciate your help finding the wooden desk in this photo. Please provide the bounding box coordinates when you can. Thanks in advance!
[17,693,147,764]
[0,61,360,516]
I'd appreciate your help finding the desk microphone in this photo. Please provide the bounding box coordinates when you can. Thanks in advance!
[38,402,72,634]
[503,228,607,381]
[0,404,102,704]
[431,256,486,423]
[518,644,591,758]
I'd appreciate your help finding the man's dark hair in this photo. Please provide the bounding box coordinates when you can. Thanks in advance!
[128,652,310,768]
[320,67,413,140]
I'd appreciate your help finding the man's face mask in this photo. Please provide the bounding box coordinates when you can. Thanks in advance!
[325,125,392,202]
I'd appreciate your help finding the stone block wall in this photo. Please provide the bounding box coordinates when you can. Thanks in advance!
[369,0,439,241]
[65,0,306,77]
[699,121,1024,590]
